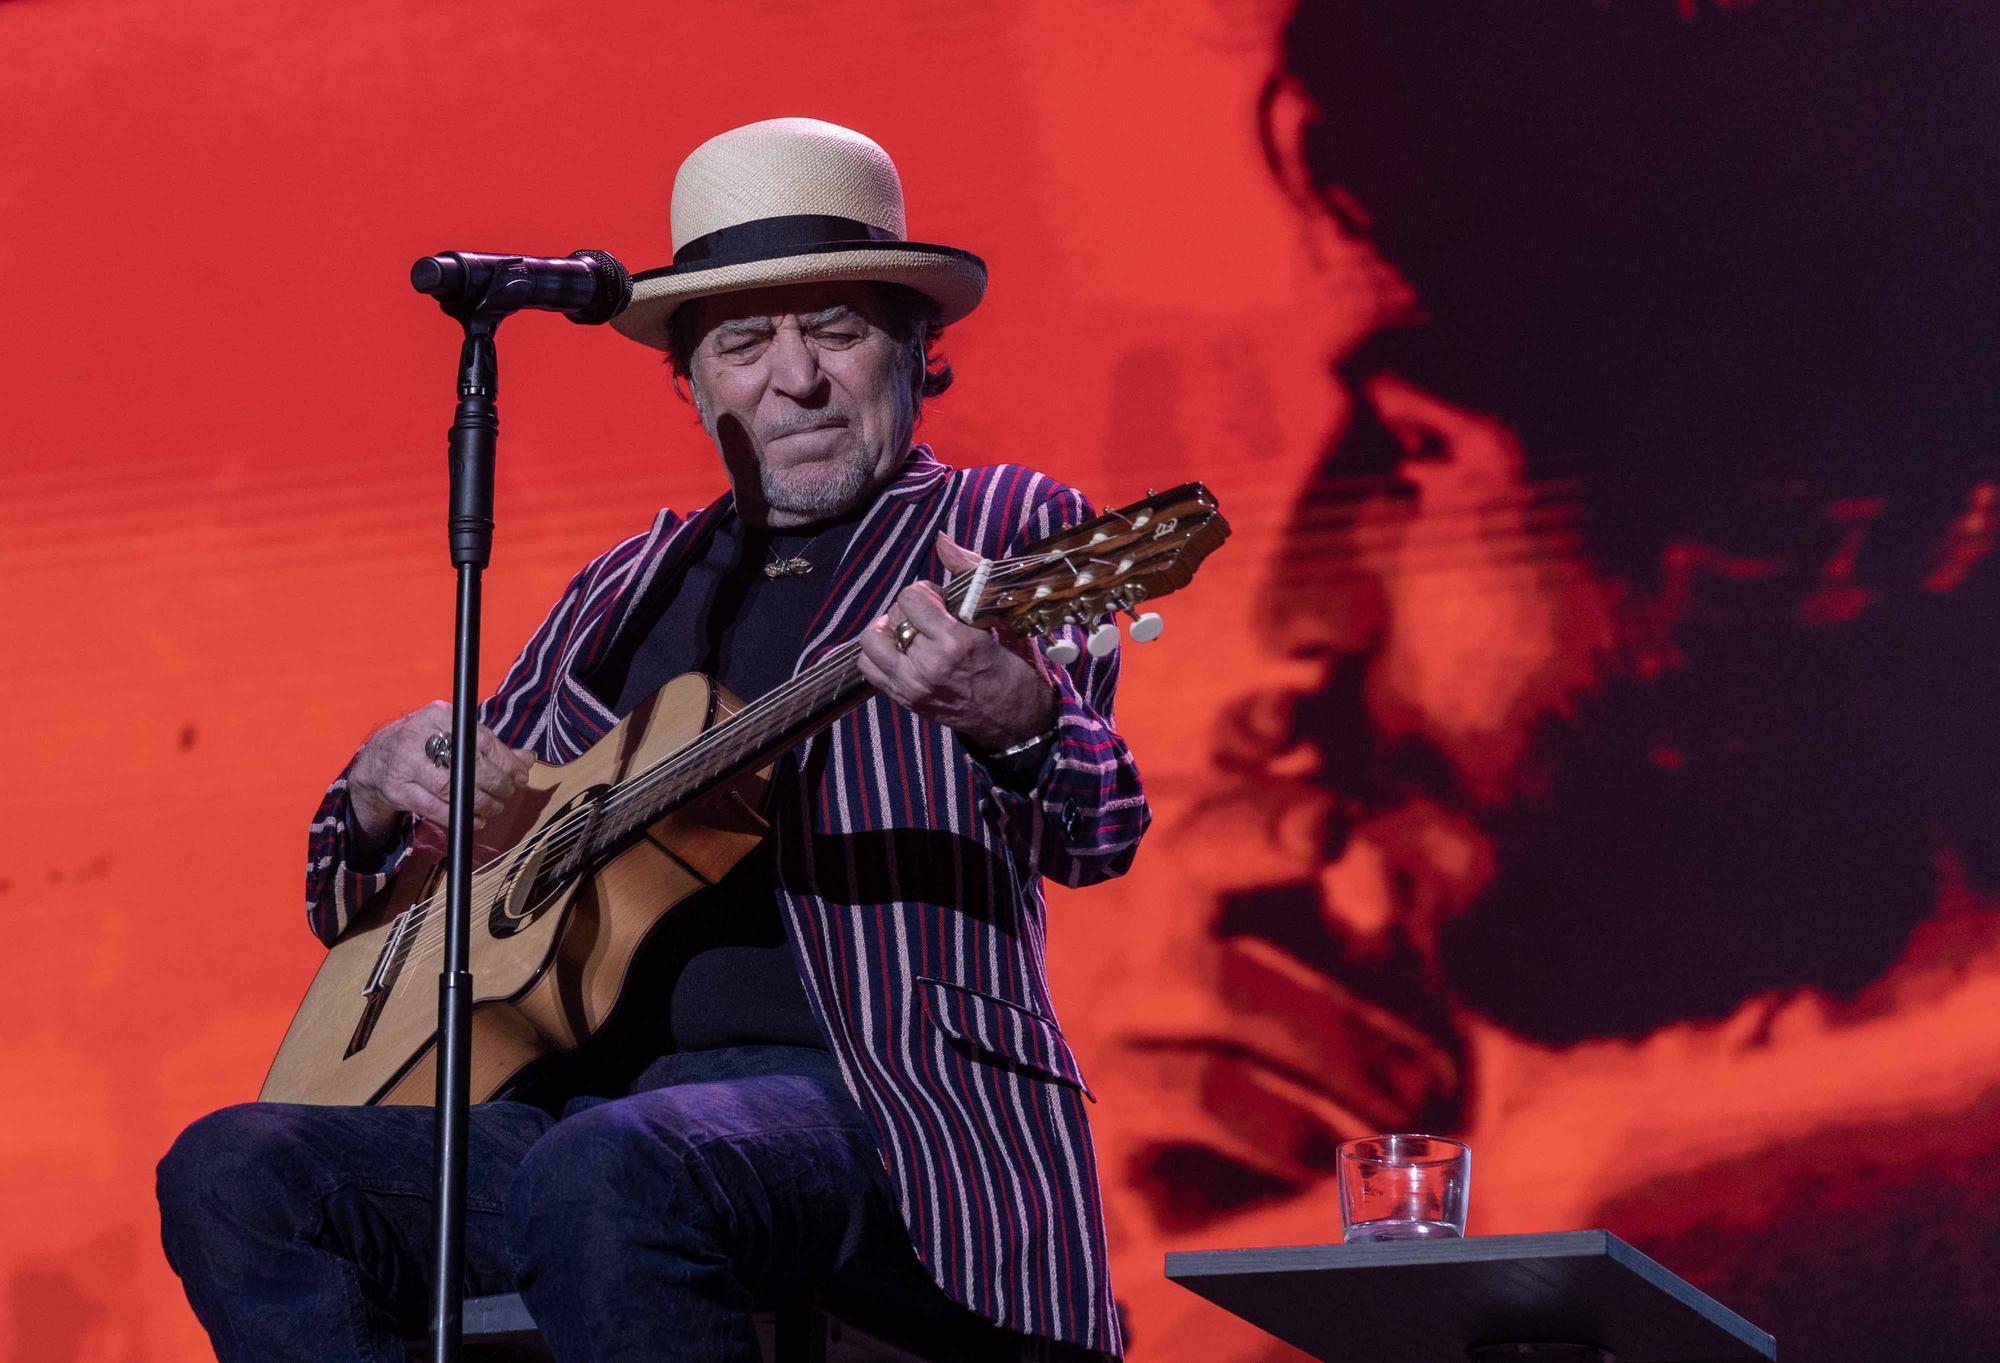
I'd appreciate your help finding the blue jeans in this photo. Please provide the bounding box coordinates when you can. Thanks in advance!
[157,1045,1026,1362]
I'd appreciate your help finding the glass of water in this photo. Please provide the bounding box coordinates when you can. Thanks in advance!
[1337,1134,1470,1242]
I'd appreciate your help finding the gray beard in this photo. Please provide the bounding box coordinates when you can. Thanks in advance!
[759,447,877,521]
[691,377,913,524]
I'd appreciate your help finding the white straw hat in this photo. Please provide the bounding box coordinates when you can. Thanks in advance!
[611,118,987,349]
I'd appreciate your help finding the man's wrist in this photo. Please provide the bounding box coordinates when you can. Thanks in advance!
[968,689,1061,794]
[967,675,1060,755]
[345,803,405,875]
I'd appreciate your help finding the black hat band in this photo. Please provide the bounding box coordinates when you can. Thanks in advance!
[659,214,901,274]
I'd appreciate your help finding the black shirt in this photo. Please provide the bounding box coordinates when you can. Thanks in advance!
[586,505,865,1055]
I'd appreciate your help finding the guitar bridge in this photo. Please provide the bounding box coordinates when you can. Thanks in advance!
[346,907,416,1060]
[362,909,415,997]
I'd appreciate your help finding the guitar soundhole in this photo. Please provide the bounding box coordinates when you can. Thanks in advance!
[487,788,602,939]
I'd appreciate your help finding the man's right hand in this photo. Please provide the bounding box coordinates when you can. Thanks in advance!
[346,700,535,856]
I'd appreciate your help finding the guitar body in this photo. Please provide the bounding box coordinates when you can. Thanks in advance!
[260,672,772,1107]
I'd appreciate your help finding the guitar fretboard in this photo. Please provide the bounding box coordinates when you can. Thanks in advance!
[549,638,874,879]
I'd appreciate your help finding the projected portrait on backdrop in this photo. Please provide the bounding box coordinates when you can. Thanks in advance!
[1102,4,2000,1359]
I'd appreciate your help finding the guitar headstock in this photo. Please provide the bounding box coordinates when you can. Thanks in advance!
[957,483,1230,662]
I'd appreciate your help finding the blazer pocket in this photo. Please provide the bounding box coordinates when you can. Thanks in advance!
[916,976,1094,1100]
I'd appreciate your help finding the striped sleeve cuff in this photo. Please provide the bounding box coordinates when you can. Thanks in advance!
[305,775,413,945]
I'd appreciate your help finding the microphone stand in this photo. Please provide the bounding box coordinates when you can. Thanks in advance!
[407,247,627,1363]
[429,301,502,1363]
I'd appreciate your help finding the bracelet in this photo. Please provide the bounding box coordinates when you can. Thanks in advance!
[986,680,1062,760]
[994,723,1056,759]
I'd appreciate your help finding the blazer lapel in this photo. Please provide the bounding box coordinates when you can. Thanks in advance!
[606,487,736,645]
[560,487,736,739]
[795,445,956,671]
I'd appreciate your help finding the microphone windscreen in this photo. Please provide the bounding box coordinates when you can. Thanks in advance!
[409,254,459,298]
[566,250,632,325]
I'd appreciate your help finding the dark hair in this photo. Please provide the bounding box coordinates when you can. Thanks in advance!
[663,281,954,412]
[1266,0,2000,1023]
[1267,0,2000,567]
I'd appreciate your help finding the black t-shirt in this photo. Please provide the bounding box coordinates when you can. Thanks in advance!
[584,505,865,1057]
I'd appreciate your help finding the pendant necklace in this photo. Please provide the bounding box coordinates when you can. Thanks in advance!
[763,552,814,579]
[759,512,853,579]
[762,523,825,579]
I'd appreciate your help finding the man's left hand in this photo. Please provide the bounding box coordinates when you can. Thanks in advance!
[857,537,1058,753]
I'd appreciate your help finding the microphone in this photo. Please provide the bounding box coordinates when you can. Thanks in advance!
[409,249,632,324]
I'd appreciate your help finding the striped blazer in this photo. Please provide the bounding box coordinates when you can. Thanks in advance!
[305,447,1146,1356]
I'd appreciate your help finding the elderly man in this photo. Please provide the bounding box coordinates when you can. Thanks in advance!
[157,118,1140,1363]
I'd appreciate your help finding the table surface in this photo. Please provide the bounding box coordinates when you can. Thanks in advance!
[1166,1230,1776,1363]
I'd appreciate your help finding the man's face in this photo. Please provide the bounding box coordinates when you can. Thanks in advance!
[685,282,918,527]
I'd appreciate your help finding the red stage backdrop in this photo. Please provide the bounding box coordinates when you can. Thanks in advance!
[3,2,1995,1359]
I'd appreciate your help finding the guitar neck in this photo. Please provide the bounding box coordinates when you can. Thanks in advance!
[584,640,873,857]
[535,481,1227,878]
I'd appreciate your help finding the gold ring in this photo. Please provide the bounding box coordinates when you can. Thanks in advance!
[893,620,920,652]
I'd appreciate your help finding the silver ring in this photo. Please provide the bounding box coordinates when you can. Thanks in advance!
[424,731,452,769]
[893,620,920,653]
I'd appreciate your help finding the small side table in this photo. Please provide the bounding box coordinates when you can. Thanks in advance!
[1166,1230,1775,1363]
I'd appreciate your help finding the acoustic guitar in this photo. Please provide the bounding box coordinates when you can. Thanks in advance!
[260,484,1228,1107]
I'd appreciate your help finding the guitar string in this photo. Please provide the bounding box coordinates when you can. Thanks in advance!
[373,645,871,980]
[368,536,1126,979]
[369,552,1034,978]
[374,503,1222,982]
[375,515,1217,979]
[588,516,1219,827]
[378,630,898,974]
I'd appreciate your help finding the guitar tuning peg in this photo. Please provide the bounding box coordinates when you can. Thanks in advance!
[1087,620,1122,658]
[1046,636,1081,666]
[1128,611,1164,642]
